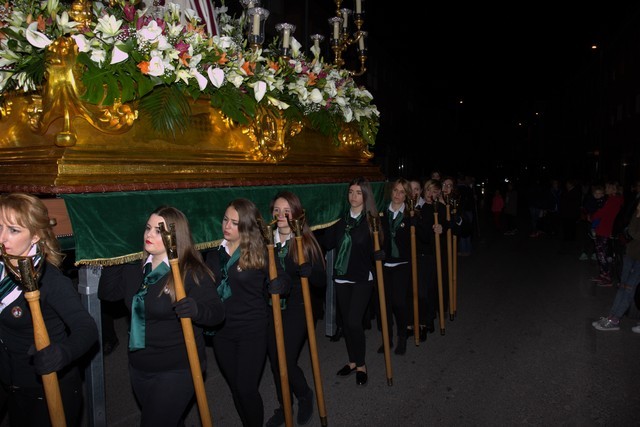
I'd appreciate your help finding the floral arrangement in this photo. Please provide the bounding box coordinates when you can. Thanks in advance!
[0,0,379,145]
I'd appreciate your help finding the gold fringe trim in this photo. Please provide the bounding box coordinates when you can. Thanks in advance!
[75,240,224,266]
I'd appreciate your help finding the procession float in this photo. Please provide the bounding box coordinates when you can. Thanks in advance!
[0,0,384,424]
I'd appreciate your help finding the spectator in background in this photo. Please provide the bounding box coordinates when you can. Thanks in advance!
[578,184,605,261]
[592,200,640,333]
[490,188,505,233]
[590,182,624,286]
[503,182,518,236]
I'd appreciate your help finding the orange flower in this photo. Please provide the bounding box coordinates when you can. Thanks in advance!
[217,52,229,65]
[36,15,45,32]
[241,61,255,76]
[267,60,279,72]
[307,72,318,86]
[179,52,191,67]
[137,61,150,74]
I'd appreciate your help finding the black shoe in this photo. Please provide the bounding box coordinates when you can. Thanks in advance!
[297,388,314,425]
[394,337,407,355]
[419,326,427,342]
[377,341,392,354]
[102,338,119,356]
[356,370,368,386]
[336,364,356,376]
[329,326,343,342]
[427,320,435,334]
[266,408,286,427]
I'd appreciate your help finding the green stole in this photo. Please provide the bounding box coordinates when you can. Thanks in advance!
[334,211,364,276]
[216,245,240,302]
[388,208,404,258]
[129,261,170,351]
[0,264,18,302]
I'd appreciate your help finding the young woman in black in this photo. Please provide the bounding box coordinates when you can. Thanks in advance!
[205,198,290,427]
[322,177,382,387]
[99,206,224,427]
[0,193,98,427]
[265,191,326,427]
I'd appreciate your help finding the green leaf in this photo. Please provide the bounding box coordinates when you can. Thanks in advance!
[138,85,191,138]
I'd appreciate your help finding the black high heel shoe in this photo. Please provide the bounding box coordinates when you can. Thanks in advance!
[329,326,343,342]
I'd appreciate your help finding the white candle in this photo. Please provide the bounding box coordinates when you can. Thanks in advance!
[333,21,340,39]
[359,35,365,50]
[356,0,362,13]
[342,11,349,29]
[252,13,260,36]
[283,28,290,48]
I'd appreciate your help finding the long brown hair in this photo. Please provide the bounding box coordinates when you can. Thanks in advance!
[146,205,215,301]
[0,193,64,267]
[269,190,325,268]
[227,198,266,270]
[348,177,382,245]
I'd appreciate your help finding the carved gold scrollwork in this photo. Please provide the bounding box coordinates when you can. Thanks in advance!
[243,104,302,163]
[338,122,373,159]
[31,37,137,147]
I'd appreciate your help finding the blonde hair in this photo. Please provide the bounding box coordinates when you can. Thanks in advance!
[0,193,65,267]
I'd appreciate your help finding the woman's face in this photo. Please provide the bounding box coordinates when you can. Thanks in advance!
[442,179,454,196]
[391,183,407,205]
[222,206,240,244]
[348,185,364,211]
[143,213,168,258]
[272,197,292,229]
[0,208,39,257]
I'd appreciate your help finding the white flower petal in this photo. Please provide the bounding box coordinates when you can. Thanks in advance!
[253,81,266,102]
[25,22,52,49]
[110,45,129,64]
[207,67,225,88]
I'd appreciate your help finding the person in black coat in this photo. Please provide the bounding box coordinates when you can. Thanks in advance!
[205,198,290,427]
[320,177,382,387]
[264,191,326,427]
[99,205,224,427]
[0,193,98,427]
[377,178,413,355]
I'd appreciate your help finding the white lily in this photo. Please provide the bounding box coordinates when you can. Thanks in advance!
[309,88,324,104]
[110,45,129,65]
[95,15,123,41]
[267,96,290,110]
[147,56,166,77]
[25,22,52,49]
[46,0,60,18]
[207,67,225,88]
[175,69,191,85]
[191,69,208,90]
[250,81,267,102]
[71,34,90,53]
[55,11,80,35]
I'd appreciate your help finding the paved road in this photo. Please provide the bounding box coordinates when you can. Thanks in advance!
[96,225,640,426]
[4,220,639,426]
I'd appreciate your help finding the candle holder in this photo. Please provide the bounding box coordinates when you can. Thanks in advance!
[246,7,270,49]
[310,34,325,58]
[330,0,367,76]
[275,23,296,59]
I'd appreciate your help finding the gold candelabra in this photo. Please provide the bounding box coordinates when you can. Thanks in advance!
[240,0,368,76]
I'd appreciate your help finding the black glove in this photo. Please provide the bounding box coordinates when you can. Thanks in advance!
[267,277,289,295]
[173,297,199,319]
[298,262,312,278]
[30,343,70,375]
[373,250,385,261]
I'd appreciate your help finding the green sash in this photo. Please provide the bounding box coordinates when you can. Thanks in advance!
[129,262,170,351]
[216,246,240,302]
[388,209,404,258]
[334,212,364,276]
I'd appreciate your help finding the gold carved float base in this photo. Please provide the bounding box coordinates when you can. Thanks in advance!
[0,95,383,194]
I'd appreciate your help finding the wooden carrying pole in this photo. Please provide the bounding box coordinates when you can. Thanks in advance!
[369,212,393,386]
[291,216,328,427]
[445,199,454,321]
[159,223,213,427]
[451,200,459,318]
[433,207,446,335]
[409,200,420,346]
[18,258,67,427]
[263,221,293,427]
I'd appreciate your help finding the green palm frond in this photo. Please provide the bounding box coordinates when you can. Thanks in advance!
[138,85,191,139]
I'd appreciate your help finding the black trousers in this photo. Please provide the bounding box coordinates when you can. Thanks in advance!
[3,368,83,427]
[129,364,195,427]
[267,301,312,409]
[213,326,267,427]
[335,280,373,367]
[380,263,411,340]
